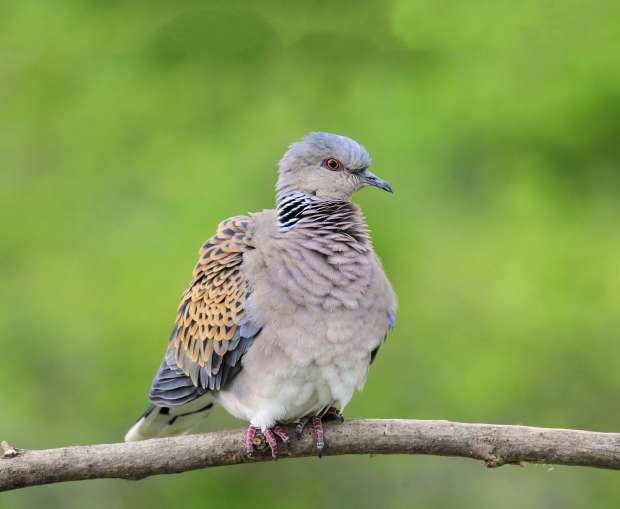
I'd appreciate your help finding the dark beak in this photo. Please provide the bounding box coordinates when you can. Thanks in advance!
[360,169,393,193]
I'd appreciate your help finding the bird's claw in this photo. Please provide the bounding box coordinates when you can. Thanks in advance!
[294,407,344,458]
[273,425,290,445]
[312,416,325,458]
[295,416,311,439]
[246,424,290,460]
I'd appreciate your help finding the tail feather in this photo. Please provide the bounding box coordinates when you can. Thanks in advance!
[124,395,214,442]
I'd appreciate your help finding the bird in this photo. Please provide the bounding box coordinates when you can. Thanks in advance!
[125,132,397,458]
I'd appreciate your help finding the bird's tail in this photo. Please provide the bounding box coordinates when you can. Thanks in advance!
[124,395,214,442]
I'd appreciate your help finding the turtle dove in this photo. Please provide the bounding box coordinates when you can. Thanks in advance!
[125,132,397,458]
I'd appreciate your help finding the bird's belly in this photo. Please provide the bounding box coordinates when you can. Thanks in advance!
[214,278,391,429]
[214,340,370,430]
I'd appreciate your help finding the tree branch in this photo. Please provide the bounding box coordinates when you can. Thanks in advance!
[2,419,619,492]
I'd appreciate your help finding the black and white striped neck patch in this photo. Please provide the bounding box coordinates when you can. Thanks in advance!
[276,192,315,230]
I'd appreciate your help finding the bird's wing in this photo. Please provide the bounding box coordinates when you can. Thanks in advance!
[370,309,396,364]
[369,252,397,365]
[148,216,261,406]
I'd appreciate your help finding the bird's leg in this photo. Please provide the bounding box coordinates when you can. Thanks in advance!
[312,416,325,457]
[246,424,289,459]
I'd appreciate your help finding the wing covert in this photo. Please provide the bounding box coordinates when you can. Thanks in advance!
[148,216,260,405]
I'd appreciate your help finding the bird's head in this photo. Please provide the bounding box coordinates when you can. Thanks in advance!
[276,132,393,201]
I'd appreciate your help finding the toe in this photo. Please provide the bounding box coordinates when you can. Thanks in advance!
[312,416,325,458]
[273,425,290,444]
[245,425,258,457]
[262,429,279,460]
[295,416,311,438]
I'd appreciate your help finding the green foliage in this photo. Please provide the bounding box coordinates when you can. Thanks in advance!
[1,1,619,507]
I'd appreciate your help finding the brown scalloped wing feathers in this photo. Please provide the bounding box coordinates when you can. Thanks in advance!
[173,217,253,376]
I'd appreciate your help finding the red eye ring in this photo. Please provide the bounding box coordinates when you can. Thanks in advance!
[322,158,342,171]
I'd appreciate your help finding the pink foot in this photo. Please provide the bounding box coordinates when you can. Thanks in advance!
[273,425,290,444]
[246,425,258,457]
[312,416,325,458]
[262,428,279,459]
[295,416,311,438]
[295,407,343,457]
[246,424,289,459]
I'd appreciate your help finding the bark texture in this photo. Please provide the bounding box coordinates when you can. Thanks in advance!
[2,419,619,492]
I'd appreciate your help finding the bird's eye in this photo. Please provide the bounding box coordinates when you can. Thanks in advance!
[322,158,343,171]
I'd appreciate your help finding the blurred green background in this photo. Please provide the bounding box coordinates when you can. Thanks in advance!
[2,1,620,507]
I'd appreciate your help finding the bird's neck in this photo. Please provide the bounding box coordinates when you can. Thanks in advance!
[275,190,318,230]
[275,190,369,244]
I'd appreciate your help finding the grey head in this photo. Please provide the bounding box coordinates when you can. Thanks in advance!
[276,132,392,202]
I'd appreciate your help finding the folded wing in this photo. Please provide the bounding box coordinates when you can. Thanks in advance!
[149,216,261,406]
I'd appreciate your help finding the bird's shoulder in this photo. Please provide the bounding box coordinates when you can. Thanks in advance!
[197,214,255,260]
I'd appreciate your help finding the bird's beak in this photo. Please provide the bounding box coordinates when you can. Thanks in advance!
[360,169,393,193]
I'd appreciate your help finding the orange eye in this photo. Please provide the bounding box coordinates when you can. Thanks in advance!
[323,158,342,171]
